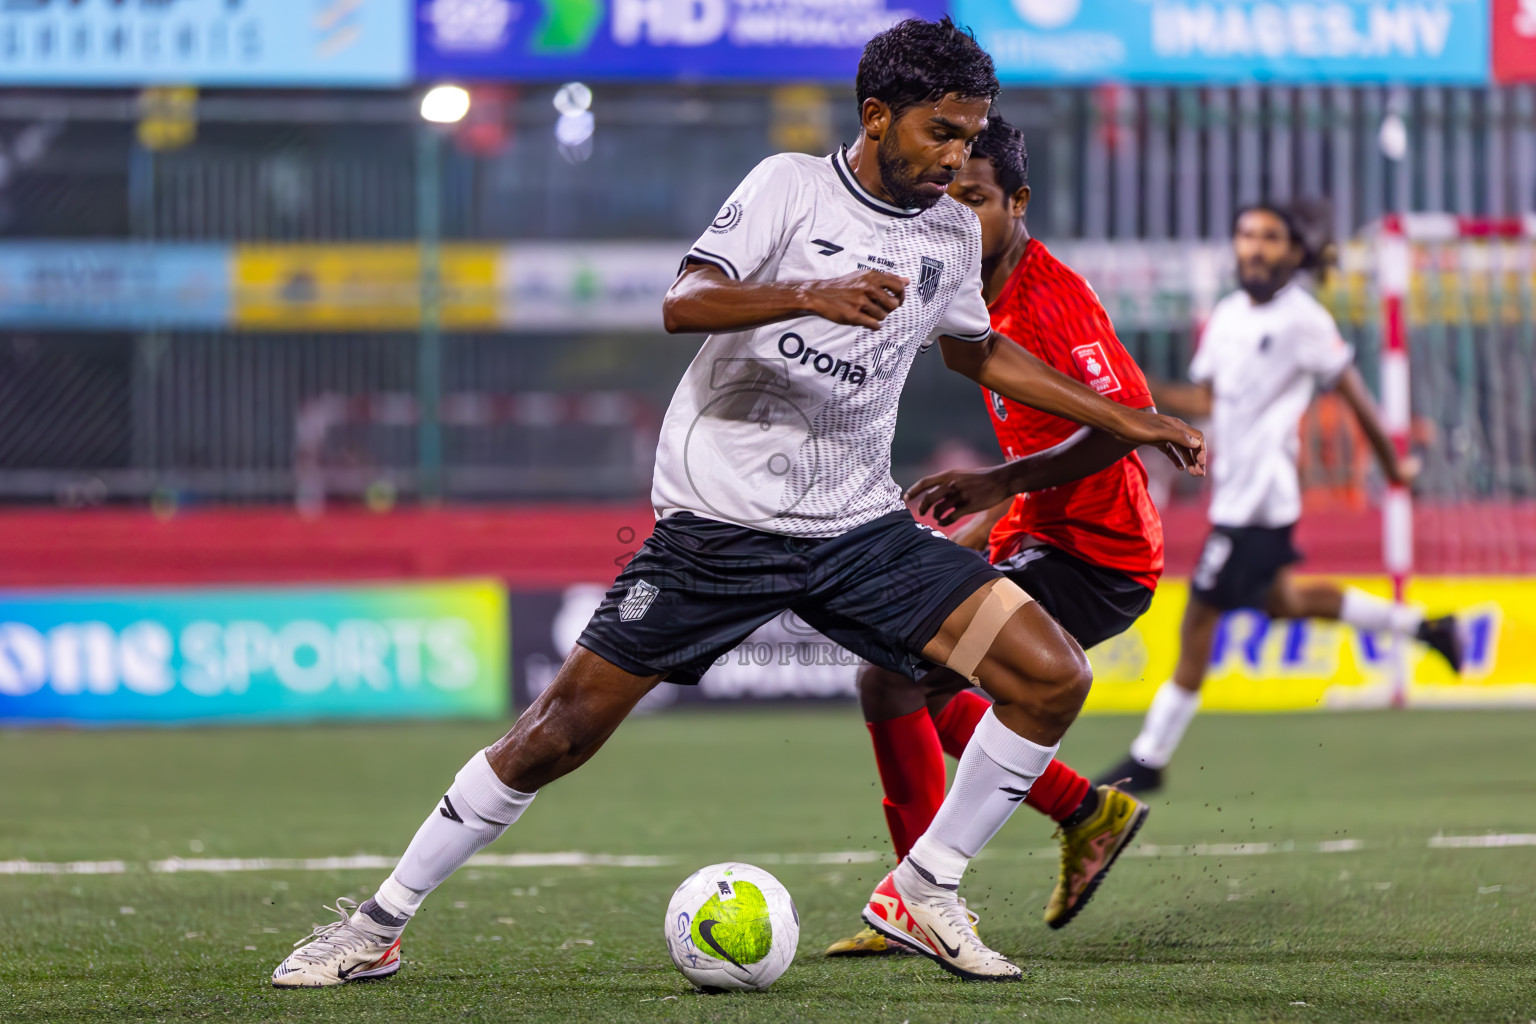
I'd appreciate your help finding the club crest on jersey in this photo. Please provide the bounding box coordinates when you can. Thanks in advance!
[989,390,1008,420]
[918,257,943,304]
[618,580,660,622]
[1071,341,1122,395]
[709,201,743,234]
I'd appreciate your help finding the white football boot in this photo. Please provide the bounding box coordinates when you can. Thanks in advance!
[272,898,403,988]
[862,860,1022,981]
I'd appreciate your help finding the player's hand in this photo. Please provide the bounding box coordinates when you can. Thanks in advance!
[800,270,907,329]
[906,469,1011,526]
[1388,453,1422,488]
[1115,411,1207,476]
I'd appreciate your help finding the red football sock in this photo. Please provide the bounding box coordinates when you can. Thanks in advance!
[1023,758,1093,823]
[867,709,946,862]
[931,688,991,759]
[932,689,1091,822]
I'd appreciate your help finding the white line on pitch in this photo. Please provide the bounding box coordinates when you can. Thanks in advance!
[3,834,1531,877]
[1427,833,1536,848]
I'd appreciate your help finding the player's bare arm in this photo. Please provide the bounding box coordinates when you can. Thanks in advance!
[662,261,909,334]
[1148,379,1214,419]
[908,410,1152,526]
[939,331,1207,475]
[1333,365,1418,487]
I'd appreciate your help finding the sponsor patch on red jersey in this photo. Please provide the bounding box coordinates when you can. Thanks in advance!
[1071,342,1122,395]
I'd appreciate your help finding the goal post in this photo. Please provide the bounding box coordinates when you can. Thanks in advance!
[1374,214,1536,706]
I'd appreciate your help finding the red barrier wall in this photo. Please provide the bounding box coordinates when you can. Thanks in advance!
[0,500,1531,589]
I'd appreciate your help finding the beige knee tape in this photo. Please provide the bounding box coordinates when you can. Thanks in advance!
[945,578,1033,682]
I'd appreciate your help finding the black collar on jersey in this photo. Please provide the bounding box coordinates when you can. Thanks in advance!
[831,146,923,218]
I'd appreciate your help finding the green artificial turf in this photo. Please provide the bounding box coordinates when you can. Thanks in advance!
[3,709,1535,1022]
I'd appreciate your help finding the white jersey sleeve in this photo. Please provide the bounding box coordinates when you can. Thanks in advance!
[1187,305,1227,384]
[1294,304,1354,388]
[926,233,991,345]
[682,154,800,283]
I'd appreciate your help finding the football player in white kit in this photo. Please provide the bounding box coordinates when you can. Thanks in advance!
[1097,201,1462,794]
[271,19,1206,987]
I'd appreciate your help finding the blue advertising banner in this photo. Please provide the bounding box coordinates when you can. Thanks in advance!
[415,0,948,80]
[0,581,508,725]
[0,244,230,329]
[953,0,1490,82]
[0,0,411,86]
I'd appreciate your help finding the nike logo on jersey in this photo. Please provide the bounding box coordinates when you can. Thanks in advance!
[810,238,843,256]
[696,919,745,968]
[438,794,464,823]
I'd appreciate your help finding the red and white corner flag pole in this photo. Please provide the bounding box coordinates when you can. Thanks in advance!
[1378,214,1413,708]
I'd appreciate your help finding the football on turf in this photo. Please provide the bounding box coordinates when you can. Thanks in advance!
[663,862,799,991]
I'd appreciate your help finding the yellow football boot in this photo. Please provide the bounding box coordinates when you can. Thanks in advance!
[824,925,900,957]
[826,904,979,956]
[1044,785,1149,929]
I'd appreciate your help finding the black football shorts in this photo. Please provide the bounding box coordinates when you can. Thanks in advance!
[578,510,1002,684]
[1188,524,1302,612]
[991,545,1154,650]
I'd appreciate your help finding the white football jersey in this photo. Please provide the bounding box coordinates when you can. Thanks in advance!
[1190,281,1354,528]
[650,147,992,537]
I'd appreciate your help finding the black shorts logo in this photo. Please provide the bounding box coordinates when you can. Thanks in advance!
[619,580,660,621]
[1193,533,1233,591]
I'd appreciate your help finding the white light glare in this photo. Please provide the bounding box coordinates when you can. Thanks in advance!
[553,82,592,117]
[1378,112,1408,162]
[555,110,595,148]
[421,85,471,124]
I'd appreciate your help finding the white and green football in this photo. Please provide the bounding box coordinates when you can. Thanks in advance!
[663,862,799,992]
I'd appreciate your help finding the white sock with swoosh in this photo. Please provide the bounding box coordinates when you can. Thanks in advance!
[905,709,1058,887]
[371,749,534,922]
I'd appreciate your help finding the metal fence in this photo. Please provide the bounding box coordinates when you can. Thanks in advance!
[0,85,1532,508]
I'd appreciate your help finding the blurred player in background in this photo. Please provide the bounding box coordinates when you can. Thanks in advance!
[272,19,1206,987]
[1095,201,1463,795]
[827,115,1161,957]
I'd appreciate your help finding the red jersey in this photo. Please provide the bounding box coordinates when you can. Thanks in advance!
[984,239,1164,590]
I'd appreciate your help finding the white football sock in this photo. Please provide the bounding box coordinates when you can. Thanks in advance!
[1339,588,1423,635]
[372,749,535,920]
[1129,679,1201,769]
[906,709,1059,886]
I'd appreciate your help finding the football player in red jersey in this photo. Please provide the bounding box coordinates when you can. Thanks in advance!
[827,115,1166,955]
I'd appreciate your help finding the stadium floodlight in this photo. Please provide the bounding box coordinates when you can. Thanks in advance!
[421,85,471,124]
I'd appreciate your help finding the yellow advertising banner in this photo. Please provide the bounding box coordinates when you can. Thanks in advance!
[1083,577,1527,713]
[232,245,500,330]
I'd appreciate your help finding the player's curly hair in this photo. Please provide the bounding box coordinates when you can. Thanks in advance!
[969,113,1028,197]
[1286,197,1339,275]
[856,17,999,123]
[1234,198,1338,277]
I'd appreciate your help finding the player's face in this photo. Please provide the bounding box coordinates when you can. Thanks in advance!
[873,94,991,211]
[1233,209,1303,301]
[947,157,1029,261]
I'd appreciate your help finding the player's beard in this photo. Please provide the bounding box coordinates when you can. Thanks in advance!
[1238,260,1293,303]
[876,135,950,211]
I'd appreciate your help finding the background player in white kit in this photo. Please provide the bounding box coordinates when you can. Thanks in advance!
[271,19,1206,986]
[1097,202,1462,794]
